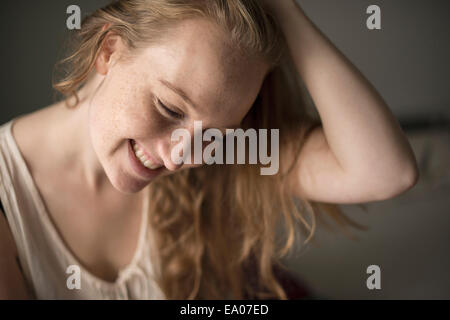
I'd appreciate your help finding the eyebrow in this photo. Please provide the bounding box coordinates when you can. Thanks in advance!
[159,78,198,111]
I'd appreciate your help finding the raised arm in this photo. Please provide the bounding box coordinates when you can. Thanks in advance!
[267,0,419,203]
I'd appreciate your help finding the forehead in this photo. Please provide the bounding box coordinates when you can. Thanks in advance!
[132,18,268,123]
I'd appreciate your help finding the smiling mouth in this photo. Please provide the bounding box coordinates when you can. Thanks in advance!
[130,139,163,170]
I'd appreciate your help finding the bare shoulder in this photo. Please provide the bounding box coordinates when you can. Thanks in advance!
[12,105,55,154]
[11,103,62,173]
[0,209,31,299]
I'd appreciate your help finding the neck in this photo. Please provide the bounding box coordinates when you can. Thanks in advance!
[50,73,114,195]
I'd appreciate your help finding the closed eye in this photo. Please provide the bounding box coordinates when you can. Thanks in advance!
[157,99,184,119]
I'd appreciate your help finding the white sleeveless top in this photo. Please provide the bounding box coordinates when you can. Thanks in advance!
[0,118,166,299]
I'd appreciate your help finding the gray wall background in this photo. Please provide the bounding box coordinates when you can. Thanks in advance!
[1,0,449,123]
[1,0,449,299]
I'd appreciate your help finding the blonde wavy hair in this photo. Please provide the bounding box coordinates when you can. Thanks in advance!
[53,0,366,299]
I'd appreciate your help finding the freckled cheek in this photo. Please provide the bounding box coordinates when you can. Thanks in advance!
[125,106,175,141]
[95,92,152,137]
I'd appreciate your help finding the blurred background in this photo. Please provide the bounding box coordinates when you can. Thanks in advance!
[1,0,449,299]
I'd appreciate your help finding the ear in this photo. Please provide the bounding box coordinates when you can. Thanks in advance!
[94,29,126,76]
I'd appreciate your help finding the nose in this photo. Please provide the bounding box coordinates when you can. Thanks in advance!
[159,125,210,171]
[159,143,184,171]
[157,133,190,172]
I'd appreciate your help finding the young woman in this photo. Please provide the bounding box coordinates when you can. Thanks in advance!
[0,0,418,299]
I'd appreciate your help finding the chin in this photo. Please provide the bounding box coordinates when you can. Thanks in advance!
[104,165,149,194]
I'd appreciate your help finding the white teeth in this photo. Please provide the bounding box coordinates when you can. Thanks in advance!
[132,141,161,170]
[135,149,144,157]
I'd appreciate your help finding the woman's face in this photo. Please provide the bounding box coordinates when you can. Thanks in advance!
[89,18,269,193]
